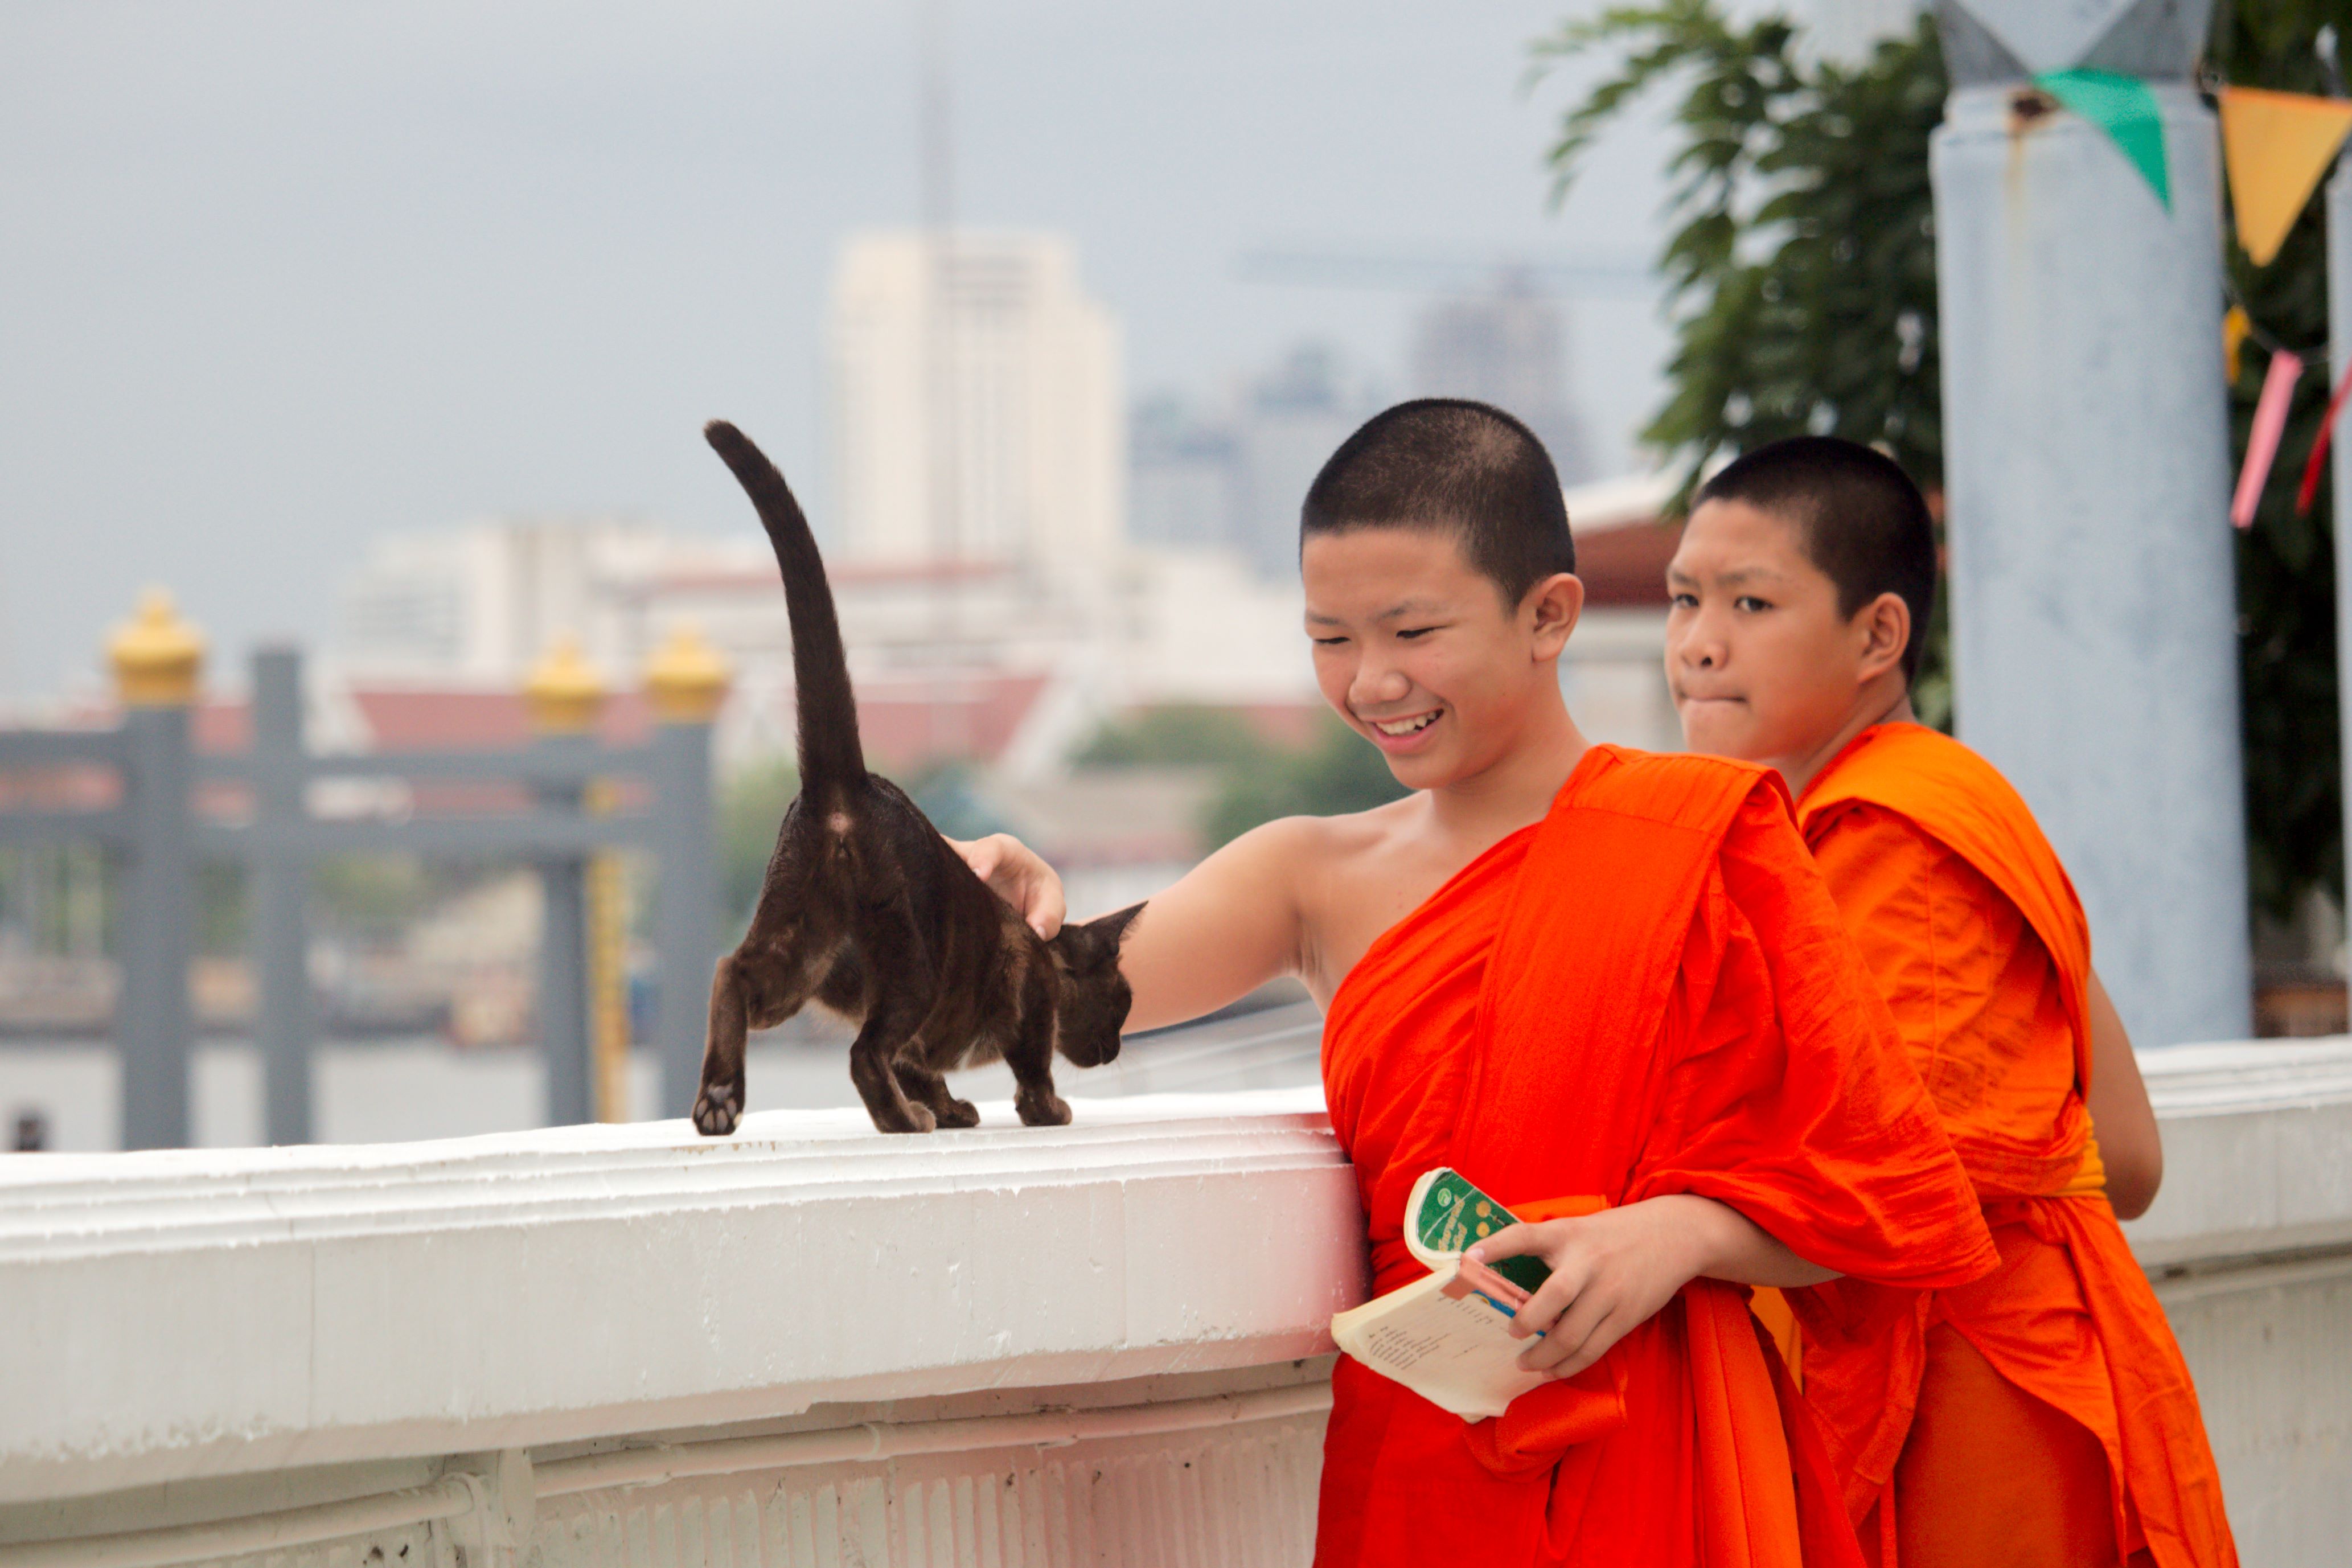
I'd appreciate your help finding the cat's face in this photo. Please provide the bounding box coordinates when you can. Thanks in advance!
[1050,904,1143,1068]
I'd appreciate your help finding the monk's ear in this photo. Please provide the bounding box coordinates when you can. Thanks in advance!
[1525,572,1585,658]
[1856,590,1910,683]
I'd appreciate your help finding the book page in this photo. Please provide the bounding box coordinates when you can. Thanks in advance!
[1331,1271,1549,1421]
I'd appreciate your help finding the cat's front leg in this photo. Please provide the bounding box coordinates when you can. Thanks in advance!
[1004,988,1071,1127]
[1013,1083,1071,1127]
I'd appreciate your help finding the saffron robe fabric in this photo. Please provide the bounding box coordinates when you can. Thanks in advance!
[1316,746,1996,1568]
[1791,723,2237,1568]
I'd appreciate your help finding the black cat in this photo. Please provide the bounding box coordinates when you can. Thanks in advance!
[692,421,1141,1136]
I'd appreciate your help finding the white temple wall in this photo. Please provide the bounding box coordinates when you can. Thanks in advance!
[2,1038,2347,1567]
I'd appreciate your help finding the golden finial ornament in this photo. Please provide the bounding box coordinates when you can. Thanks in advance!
[524,634,608,734]
[642,622,732,725]
[106,588,206,707]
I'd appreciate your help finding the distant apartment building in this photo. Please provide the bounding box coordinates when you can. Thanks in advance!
[1232,344,1377,583]
[338,519,683,686]
[1406,278,1593,487]
[1136,319,1600,586]
[1128,395,1241,555]
[333,515,1315,781]
[827,231,1123,568]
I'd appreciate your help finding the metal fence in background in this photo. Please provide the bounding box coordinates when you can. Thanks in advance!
[0,592,726,1148]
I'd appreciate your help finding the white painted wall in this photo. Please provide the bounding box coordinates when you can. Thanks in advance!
[0,1036,2345,1567]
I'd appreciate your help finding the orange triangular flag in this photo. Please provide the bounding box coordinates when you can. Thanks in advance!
[2220,85,2352,265]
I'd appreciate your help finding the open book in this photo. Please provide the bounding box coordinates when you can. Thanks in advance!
[1328,1167,1556,1420]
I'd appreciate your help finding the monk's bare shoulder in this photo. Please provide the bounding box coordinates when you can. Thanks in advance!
[1220,795,1425,888]
[1210,798,1431,1000]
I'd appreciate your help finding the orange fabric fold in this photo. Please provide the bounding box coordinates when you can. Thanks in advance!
[1872,1319,2116,1568]
[1789,724,2236,1568]
[1315,746,1995,1568]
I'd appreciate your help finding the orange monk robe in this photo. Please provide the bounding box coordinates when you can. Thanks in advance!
[1788,723,2237,1568]
[1317,746,1997,1568]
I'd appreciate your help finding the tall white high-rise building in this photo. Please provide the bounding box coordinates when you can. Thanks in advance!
[827,232,1123,567]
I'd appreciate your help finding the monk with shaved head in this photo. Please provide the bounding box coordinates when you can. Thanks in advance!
[962,401,1997,1567]
[1666,435,2238,1568]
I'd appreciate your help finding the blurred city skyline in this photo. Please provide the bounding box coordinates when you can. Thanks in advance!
[0,1,1720,703]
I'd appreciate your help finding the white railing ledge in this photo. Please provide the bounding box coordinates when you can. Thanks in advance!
[2126,1036,2352,1271]
[0,1087,1365,1506]
[13,1040,2349,1521]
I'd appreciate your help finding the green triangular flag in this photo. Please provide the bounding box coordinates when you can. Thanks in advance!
[2034,68,2170,210]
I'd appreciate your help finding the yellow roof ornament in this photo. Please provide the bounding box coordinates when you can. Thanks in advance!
[107,588,206,708]
[642,622,732,725]
[524,634,608,734]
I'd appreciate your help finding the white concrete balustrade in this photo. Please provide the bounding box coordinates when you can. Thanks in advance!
[2,1035,2349,1567]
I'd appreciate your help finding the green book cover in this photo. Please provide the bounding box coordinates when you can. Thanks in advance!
[1407,1167,1553,1296]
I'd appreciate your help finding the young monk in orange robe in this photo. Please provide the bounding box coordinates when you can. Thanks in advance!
[1664,437,2238,1568]
[955,401,1997,1567]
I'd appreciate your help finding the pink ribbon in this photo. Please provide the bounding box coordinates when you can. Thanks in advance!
[2234,348,2304,528]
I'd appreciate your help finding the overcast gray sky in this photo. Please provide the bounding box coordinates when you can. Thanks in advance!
[0,1,1686,703]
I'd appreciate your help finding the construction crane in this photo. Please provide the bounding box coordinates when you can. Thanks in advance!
[1233,247,1656,297]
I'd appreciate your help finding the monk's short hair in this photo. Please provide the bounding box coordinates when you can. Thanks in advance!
[1694,436,1938,682]
[1300,399,1575,608]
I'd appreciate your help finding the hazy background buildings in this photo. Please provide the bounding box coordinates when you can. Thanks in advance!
[0,0,1714,708]
[0,0,1927,1143]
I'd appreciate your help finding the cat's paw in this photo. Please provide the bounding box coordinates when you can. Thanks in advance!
[1015,1088,1071,1127]
[692,1082,742,1136]
[876,1101,937,1135]
[934,1097,981,1130]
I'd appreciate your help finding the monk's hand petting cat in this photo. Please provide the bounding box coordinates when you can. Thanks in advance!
[1470,1196,1837,1380]
[949,834,1065,939]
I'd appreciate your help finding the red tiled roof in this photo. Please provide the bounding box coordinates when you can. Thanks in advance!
[648,557,1017,597]
[1577,520,1681,609]
[348,689,654,751]
[824,671,1052,770]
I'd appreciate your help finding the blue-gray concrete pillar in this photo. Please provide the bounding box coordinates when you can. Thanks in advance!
[1932,81,2252,1046]
[118,704,194,1148]
[537,740,593,1127]
[251,647,314,1144]
[651,719,719,1117]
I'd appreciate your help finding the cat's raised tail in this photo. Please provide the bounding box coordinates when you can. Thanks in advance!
[703,420,866,791]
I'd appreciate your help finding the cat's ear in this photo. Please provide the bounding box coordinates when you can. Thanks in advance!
[1099,901,1146,946]
[1064,902,1144,969]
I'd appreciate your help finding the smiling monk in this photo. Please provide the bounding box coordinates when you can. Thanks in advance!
[1664,437,2238,1568]
[958,400,1995,1567]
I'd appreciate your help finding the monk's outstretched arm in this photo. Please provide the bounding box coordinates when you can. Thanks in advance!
[1470,1196,1836,1381]
[954,822,1310,1032]
[2084,969,2162,1219]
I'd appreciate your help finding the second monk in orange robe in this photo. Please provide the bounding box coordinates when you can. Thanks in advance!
[1665,436,2237,1568]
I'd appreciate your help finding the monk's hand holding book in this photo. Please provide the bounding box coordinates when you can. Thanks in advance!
[1472,1194,1837,1381]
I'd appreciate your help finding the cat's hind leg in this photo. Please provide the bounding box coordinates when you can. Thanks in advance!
[843,897,944,1133]
[695,943,832,1135]
[693,952,757,1135]
[893,1057,980,1129]
[848,993,938,1134]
